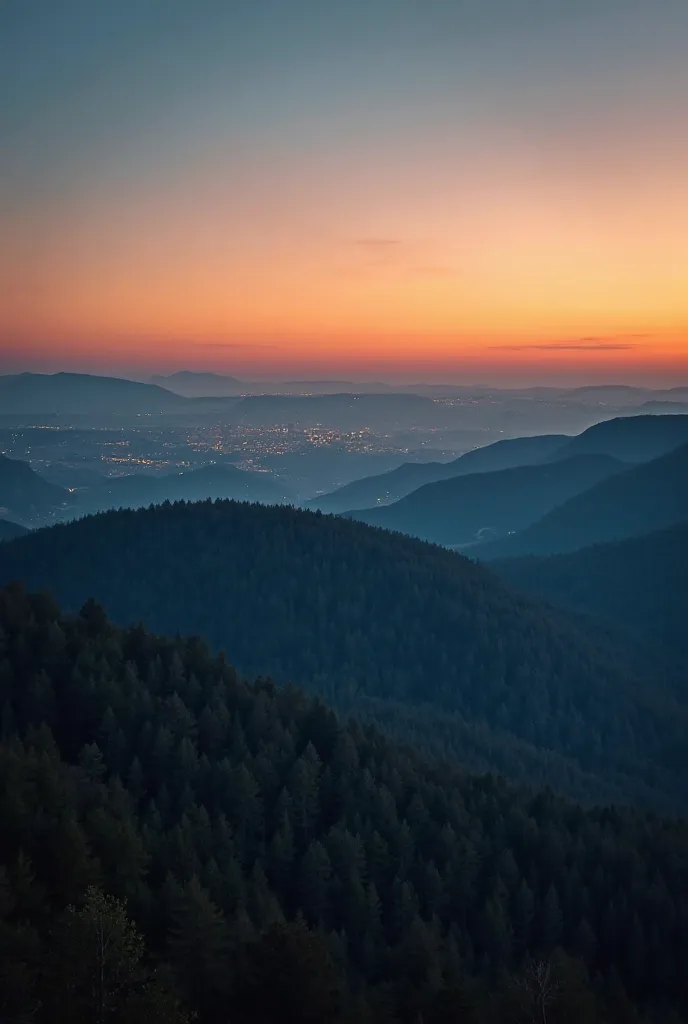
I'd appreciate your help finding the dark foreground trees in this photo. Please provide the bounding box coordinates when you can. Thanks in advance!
[1,583,688,1022]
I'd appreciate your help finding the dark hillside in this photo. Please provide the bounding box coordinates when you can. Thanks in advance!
[552,413,688,462]
[0,499,685,809]
[491,520,688,659]
[481,442,688,558]
[307,434,568,513]
[347,455,624,546]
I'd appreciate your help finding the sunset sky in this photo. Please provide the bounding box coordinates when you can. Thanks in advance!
[2,0,687,384]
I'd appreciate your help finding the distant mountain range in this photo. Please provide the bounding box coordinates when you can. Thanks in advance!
[0,498,684,808]
[4,370,688,415]
[0,372,458,431]
[0,372,187,415]
[479,441,688,559]
[149,370,688,404]
[346,454,625,546]
[309,413,688,514]
[149,371,246,396]
[149,371,398,396]
[547,412,688,462]
[491,519,688,660]
[306,434,569,512]
[225,392,455,431]
[335,414,688,548]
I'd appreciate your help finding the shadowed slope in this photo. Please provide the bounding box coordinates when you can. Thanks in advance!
[346,455,624,546]
[491,520,688,658]
[480,442,688,559]
[0,499,685,808]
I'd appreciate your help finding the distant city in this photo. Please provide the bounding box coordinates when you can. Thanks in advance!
[1,369,687,529]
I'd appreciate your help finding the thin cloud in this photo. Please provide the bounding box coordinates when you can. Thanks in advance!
[191,342,278,350]
[351,238,403,267]
[346,238,450,277]
[490,336,647,352]
[352,238,402,249]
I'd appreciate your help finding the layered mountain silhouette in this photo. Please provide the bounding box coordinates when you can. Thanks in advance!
[550,412,688,462]
[345,454,624,546]
[149,370,246,396]
[0,499,685,808]
[0,371,187,415]
[491,520,688,659]
[308,413,688,514]
[479,442,688,559]
[306,434,569,513]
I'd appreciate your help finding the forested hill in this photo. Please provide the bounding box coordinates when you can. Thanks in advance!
[479,441,688,559]
[491,521,688,659]
[1,499,686,809]
[2,585,688,1023]
[345,455,623,546]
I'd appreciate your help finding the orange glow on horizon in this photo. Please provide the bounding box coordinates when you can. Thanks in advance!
[3,107,688,384]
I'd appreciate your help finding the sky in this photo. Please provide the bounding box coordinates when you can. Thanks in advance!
[1,0,687,385]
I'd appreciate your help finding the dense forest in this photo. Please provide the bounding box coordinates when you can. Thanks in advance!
[480,442,688,559]
[492,521,688,660]
[0,500,685,809]
[2,585,688,1023]
[346,454,623,545]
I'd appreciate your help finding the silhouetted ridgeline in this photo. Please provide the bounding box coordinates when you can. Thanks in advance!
[491,520,688,659]
[346,454,623,546]
[2,585,688,1022]
[480,442,688,558]
[0,370,187,414]
[308,412,688,516]
[306,433,569,513]
[551,412,688,463]
[0,499,685,809]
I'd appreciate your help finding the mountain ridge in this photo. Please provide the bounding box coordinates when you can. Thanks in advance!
[479,441,688,559]
[345,454,625,547]
[490,519,688,659]
[306,434,569,513]
[0,497,684,809]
